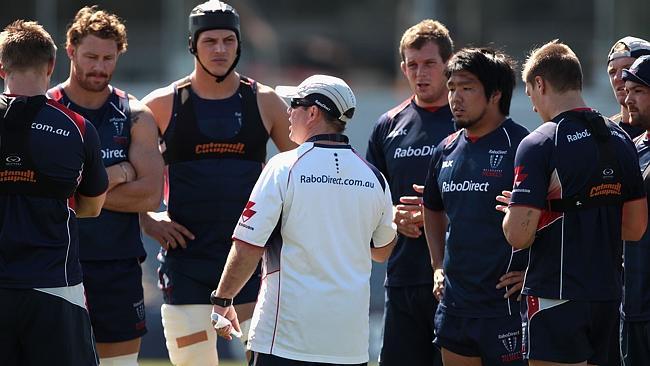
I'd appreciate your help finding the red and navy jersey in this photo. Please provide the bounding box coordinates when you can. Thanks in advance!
[161,76,269,264]
[48,85,145,261]
[366,98,455,286]
[0,95,107,288]
[510,110,645,301]
[423,119,529,317]
[623,132,650,321]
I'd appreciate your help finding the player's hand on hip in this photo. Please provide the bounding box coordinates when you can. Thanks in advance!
[497,270,524,300]
[140,211,195,250]
[433,268,445,301]
[495,190,513,213]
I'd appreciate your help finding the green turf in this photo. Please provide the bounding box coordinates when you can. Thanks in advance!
[141,360,379,366]
[141,361,242,366]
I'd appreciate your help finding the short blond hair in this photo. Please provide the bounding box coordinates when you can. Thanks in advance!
[66,6,128,53]
[0,20,56,73]
[399,19,453,62]
[522,40,582,92]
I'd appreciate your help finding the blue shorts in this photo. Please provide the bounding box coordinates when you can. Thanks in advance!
[379,285,442,366]
[521,296,618,364]
[621,319,650,366]
[249,352,367,366]
[158,256,260,305]
[0,288,98,366]
[433,308,524,365]
[82,259,147,343]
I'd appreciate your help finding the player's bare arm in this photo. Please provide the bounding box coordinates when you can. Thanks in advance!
[102,99,164,213]
[76,191,107,218]
[141,84,175,135]
[501,205,541,250]
[423,207,447,300]
[140,84,195,249]
[257,82,297,152]
[622,197,648,241]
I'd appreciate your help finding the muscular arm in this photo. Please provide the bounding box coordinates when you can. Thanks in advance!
[502,205,541,250]
[75,192,107,218]
[257,83,297,152]
[622,197,647,241]
[423,207,447,270]
[102,100,164,212]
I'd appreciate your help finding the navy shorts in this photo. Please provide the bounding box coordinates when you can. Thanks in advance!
[249,352,367,366]
[158,256,260,305]
[82,259,147,343]
[621,319,650,366]
[379,285,442,366]
[433,308,524,365]
[521,296,618,364]
[0,287,98,366]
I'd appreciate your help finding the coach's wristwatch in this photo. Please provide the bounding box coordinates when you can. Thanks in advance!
[210,290,233,307]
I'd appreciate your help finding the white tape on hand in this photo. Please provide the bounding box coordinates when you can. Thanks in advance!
[210,311,242,338]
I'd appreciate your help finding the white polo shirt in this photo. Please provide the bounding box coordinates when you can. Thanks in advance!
[233,141,396,364]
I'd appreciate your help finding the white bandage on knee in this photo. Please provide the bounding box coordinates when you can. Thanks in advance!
[161,304,218,366]
[238,319,251,346]
[99,352,139,366]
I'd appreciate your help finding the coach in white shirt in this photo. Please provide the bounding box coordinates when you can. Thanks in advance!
[211,74,397,366]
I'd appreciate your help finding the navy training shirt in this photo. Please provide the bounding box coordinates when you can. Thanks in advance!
[0,96,107,288]
[423,119,529,317]
[510,110,645,301]
[161,79,269,269]
[49,85,145,261]
[366,98,455,286]
[623,132,650,321]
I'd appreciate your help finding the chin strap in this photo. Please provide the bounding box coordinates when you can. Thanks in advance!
[193,48,240,83]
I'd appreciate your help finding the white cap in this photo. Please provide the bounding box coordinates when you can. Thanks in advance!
[276,74,356,122]
[608,36,650,63]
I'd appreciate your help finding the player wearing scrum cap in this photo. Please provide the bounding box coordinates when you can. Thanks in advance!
[620,55,650,366]
[212,74,397,366]
[607,36,650,139]
[140,1,295,364]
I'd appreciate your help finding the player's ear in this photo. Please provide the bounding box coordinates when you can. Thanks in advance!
[66,44,75,59]
[490,90,502,105]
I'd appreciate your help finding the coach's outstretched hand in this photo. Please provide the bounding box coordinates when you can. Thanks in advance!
[140,211,195,249]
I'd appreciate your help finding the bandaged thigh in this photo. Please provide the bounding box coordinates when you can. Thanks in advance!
[161,304,217,366]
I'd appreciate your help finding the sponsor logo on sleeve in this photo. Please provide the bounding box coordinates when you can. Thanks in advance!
[512,166,530,193]
[442,160,453,169]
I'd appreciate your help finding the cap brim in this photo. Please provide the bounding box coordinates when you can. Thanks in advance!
[622,69,650,87]
[275,85,301,98]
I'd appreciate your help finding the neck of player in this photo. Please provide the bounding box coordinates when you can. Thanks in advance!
[190,66,240,100]
[545,91,587,120]
[466,110,508,139]
[3,69,50,97]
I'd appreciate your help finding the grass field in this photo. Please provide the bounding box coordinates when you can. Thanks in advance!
[141,360,380,366]
[141,361,241,366]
